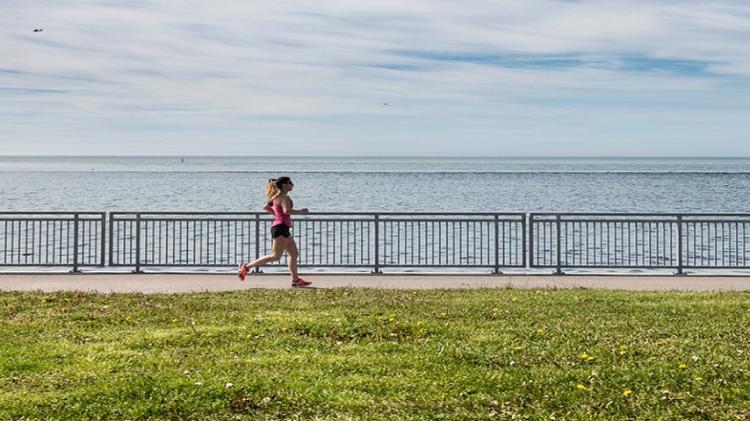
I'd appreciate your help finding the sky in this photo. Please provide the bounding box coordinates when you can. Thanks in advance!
[1,0,750,156]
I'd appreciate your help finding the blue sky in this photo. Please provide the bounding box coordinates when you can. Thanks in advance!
[1,0,750,156]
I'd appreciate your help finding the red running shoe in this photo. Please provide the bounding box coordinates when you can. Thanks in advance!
[238,264,249,281]
[291,277,312,288]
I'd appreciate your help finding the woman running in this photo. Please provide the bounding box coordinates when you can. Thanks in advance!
[238,177,311,287]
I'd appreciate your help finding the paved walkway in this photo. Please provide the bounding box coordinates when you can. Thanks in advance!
[1,273,749,293]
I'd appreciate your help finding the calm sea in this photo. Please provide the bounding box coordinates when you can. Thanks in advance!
[1,156,749,213]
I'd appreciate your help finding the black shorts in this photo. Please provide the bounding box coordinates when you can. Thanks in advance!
[271,224,291,238]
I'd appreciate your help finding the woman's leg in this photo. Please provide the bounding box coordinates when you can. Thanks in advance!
[246,237,287,269]
[286,237,299,280]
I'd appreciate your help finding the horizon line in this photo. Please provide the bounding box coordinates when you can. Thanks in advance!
[2,155,750,159]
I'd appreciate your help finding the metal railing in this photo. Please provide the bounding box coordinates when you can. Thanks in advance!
[108,212,525,272]
[530,213,750,274]
[1,212,749,273]
[0,212,106,271]
[109,212,256,272]
[376,213,525,271]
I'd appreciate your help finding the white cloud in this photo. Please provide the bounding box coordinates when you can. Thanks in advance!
[1,0,749,155]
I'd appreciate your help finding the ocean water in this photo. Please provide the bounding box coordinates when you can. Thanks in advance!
[1,156,750,213]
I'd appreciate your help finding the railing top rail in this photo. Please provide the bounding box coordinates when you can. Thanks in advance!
[4,211,750,218]
[0,211,104,215]
[530,212,750,217]
[110,211,526,216]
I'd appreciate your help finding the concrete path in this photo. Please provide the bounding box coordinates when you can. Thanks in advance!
[1,273,749,293]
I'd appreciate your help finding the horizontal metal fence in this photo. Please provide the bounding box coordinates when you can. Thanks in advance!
[109,212,525,272]
[530,213,750,273]
[682,215,750,269]
[0,212,105,270]
[377,214,525,270]
[2,212,750,273]
[109,213,258,271]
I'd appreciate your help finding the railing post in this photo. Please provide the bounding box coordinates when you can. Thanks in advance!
[253,213,262,273]
[555,215,564,275]
[133,213,142,273]
[71,213,81,273]
[493,214,501,274]
[521,213,527,269]
[528,214,534,269]
[676,215,685,275]
[108,213,114,267]
[372,214,382,273]
[100,212,106,267]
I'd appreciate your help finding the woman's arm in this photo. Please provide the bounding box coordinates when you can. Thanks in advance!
[262,201,274,215]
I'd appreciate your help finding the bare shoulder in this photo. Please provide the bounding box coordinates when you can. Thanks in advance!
[273,193,288,204]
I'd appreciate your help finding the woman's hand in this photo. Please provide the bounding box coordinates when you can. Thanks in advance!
[298,208,310,215]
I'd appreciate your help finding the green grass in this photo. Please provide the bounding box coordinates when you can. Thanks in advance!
[1,288,749,419]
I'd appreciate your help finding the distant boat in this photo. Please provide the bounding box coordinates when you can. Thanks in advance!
[33,28,43,32]
[180,158,184,163]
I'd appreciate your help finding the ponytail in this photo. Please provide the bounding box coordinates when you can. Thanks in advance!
[265,178,279,200]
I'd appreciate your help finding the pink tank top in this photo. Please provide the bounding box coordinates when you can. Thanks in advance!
[271,197,293,227]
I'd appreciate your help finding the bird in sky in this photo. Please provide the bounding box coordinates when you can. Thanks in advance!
[383,102,388,106]
[33,28,43,32]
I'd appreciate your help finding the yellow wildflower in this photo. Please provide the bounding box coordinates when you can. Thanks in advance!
[623,389,632,397]
[576,384,587,391]
[679,363,687,369]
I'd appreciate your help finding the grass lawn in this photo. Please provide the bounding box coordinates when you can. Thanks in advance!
[1,288,749,419]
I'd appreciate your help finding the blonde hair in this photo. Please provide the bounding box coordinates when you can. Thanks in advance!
[265,176,291,200]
